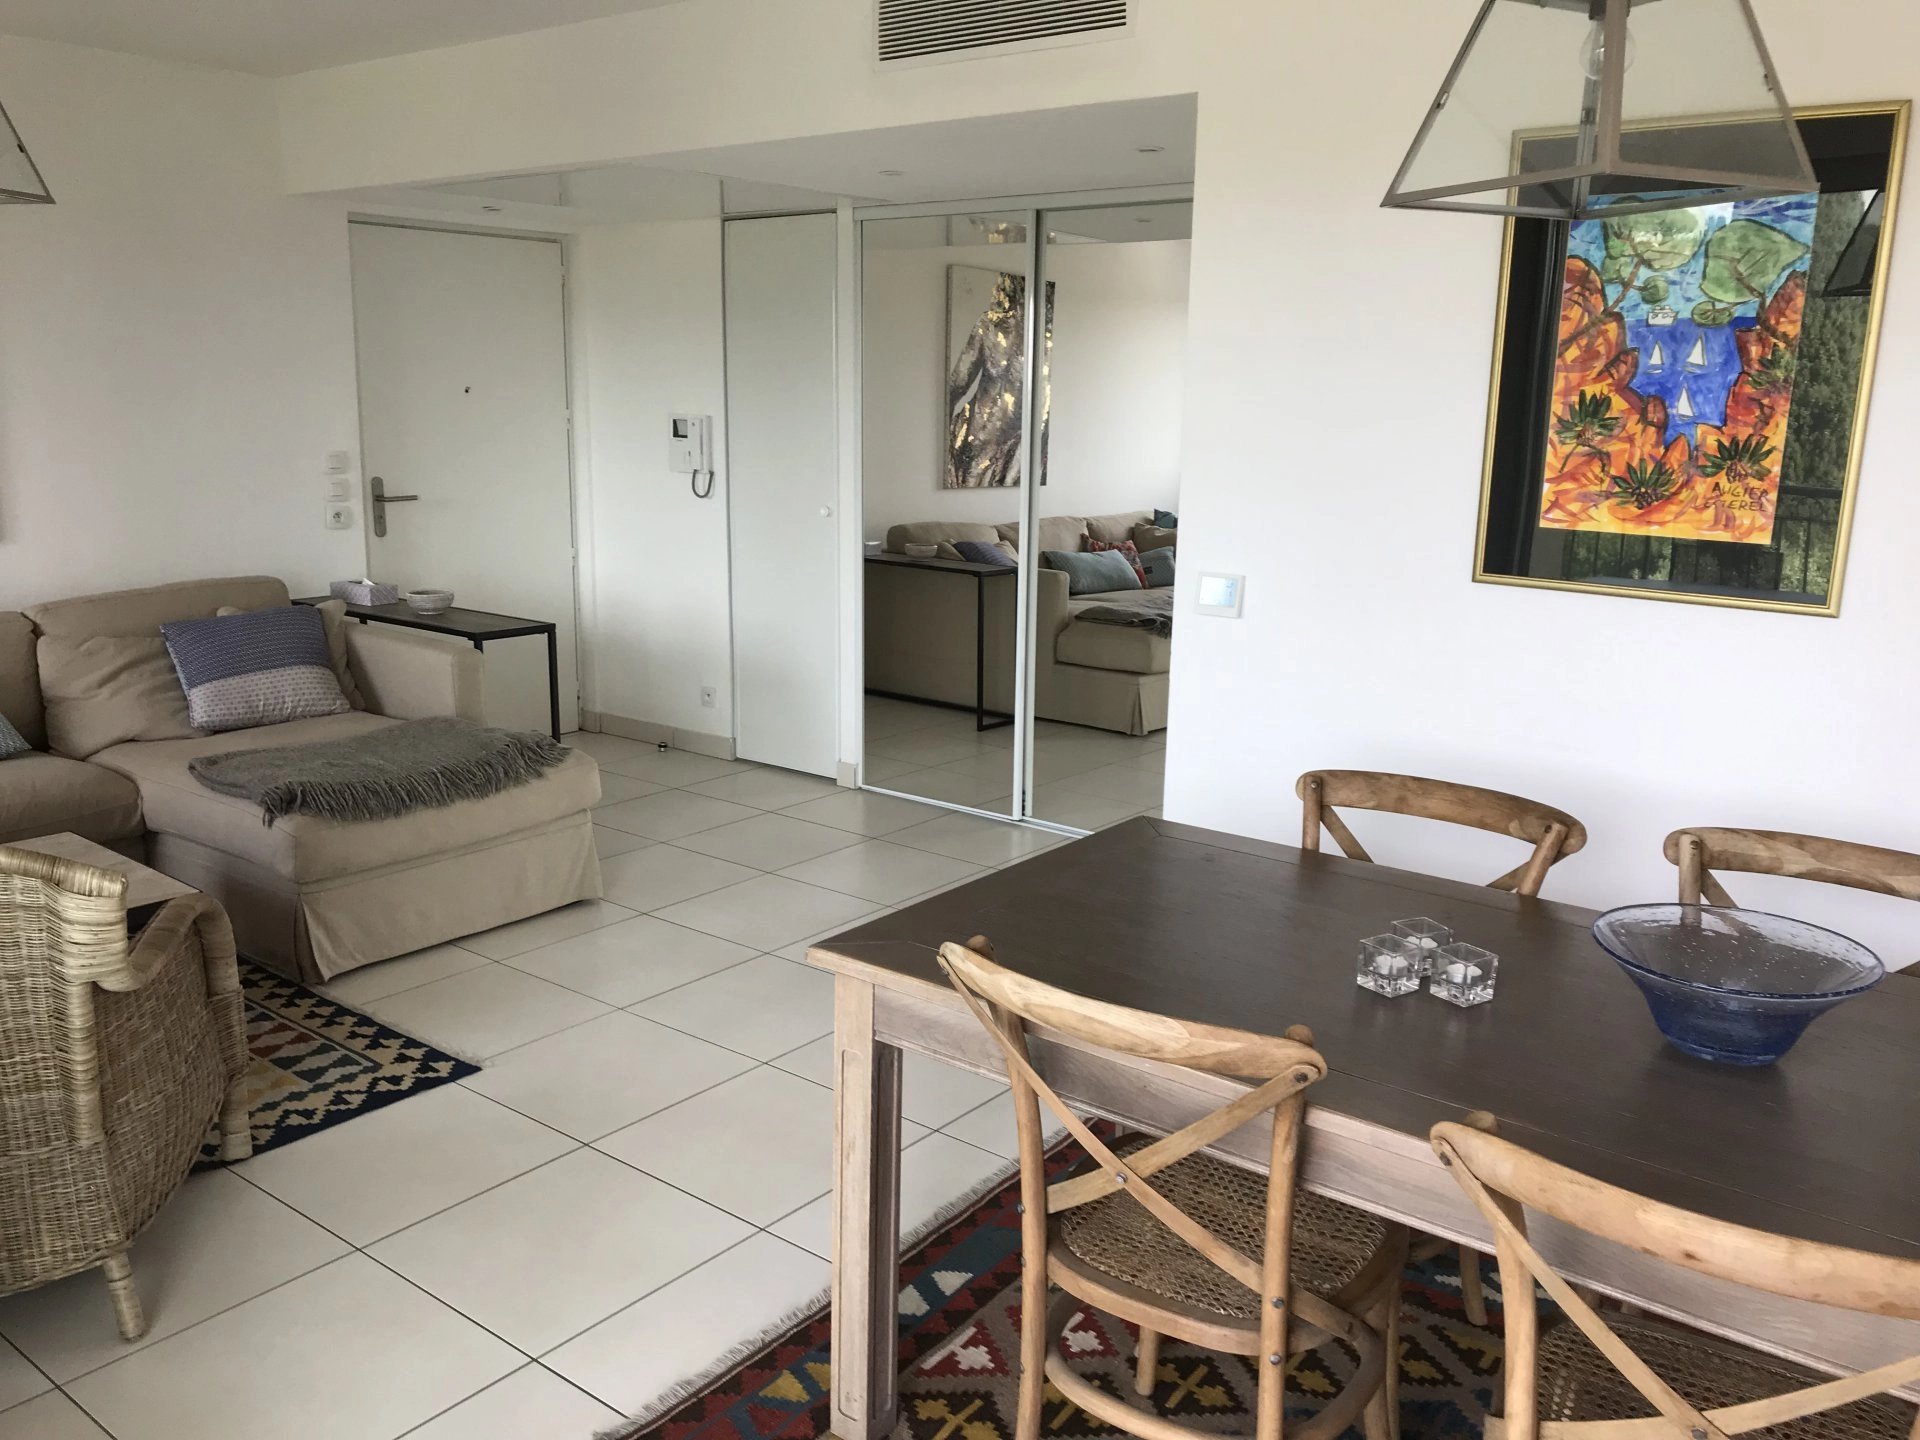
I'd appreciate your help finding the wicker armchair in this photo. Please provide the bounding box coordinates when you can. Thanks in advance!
[0,845,252,1340]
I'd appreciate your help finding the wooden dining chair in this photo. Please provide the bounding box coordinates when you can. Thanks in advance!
[1666,826,1920,910]
[1431,1116,1920,1439]
[1297,771,1588,899]
[940,937,1410,1440]
[1298,770,1587,1324]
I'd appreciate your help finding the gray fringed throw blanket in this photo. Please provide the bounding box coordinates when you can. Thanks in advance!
[189,717,569,826]
[1077,589,1174,638]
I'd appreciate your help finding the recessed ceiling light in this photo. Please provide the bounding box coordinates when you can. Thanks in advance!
[1135,217,1153,224]
[481,204,503,212]
[1136,145,1165,154]
[878,169,905,177]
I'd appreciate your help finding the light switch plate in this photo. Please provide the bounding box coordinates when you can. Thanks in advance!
[325,478,352,501]
[1196,573,1245,618]
[325,450,353,475]
[324,504,355,531]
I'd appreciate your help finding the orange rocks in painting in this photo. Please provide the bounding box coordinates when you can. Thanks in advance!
[1538,256,1803,545]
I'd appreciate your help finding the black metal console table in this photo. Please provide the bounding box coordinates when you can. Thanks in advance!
[297,598,563,740]
[862,553,1016,732]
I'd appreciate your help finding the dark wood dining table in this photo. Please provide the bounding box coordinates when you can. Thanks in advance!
[805,816,1920,1440]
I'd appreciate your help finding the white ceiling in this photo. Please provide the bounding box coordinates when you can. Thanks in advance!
[652,97,1197,206]
[0,0,691,76]
[340,97,1196,230]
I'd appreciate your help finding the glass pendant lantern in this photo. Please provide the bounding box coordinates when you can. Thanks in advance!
[0,100,52,205]
[1383,0,1816,220]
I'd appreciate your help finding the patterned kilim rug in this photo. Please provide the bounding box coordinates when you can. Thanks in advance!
[195,958,478,1166]
[614,1136,1511,1440]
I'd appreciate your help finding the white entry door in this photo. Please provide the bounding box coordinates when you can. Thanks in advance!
[349,222,579,734]
[725,214,840,776]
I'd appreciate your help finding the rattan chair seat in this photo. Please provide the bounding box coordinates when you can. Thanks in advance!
[1536,1313,1916,1437]
[1057,1142,1389,1321]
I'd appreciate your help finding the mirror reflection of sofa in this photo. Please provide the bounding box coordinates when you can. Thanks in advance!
[864,509,1173,736]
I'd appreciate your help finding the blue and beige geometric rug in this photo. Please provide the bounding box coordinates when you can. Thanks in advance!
[196,958,477,1166]
[617,1134,1507,1440]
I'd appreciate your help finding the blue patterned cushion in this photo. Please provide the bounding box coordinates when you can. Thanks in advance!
[0,714,27,760]
[953,539,1016,567]
[1044,549,1142,596]
[1141,546,1176,589]
[161,606,350,734]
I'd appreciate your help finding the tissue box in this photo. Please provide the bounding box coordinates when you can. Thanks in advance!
[329,580,401,606]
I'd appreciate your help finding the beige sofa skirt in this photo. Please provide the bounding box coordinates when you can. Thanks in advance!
[151,815,601,985]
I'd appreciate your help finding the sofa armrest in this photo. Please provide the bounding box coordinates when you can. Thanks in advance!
[1036,566,1072,640]
[344,625,485,722]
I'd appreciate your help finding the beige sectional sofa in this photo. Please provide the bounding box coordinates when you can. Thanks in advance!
[0,576,602,984]
[864,509,1172,736]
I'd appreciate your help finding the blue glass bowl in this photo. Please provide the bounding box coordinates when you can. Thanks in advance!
[1592,904,1884,1066]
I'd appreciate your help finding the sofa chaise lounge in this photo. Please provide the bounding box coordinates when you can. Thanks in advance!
[0,576,601,984]
[864,509,1172,736]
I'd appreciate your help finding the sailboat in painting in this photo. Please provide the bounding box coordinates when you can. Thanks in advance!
[1539,194,1818,545]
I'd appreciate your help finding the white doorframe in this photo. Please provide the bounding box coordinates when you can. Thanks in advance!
[839,184,1195,829]
[347,215,587,729]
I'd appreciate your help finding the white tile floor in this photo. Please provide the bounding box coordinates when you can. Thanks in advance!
[0,725,1121,1440]
[862,696,1166,826]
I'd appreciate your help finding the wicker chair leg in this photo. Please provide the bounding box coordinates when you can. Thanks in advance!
[219,1080,254,1163]
[102,1251,146,1341]
[1133,1327,1161,1397]
[1459,1245,1489,1327]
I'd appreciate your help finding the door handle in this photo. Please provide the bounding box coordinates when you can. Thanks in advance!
[369,476,420,537]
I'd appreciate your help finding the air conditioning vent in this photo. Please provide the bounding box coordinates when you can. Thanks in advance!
[877,0,1132,66]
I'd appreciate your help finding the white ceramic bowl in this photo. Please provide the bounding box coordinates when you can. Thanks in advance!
[404,589,455,615]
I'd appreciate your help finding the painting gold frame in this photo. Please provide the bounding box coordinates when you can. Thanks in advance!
[1472,101,1911,617]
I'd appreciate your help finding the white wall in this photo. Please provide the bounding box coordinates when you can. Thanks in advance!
[571,218,734,739]
[861,236,1188,542]
[0,36,364,610]
[66,0,1920,965]
[1164,0,1920,968]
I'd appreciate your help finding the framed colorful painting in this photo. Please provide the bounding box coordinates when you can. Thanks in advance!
[1475,103,1909,615]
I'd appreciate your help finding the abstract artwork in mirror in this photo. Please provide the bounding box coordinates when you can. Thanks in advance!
[1476,104,1909,615]
[944,266,1053,489]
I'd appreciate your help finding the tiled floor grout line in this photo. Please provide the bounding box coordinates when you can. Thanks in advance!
[22,1174,373,1394]
[389,1360,619,1440]
[470,1041,776,1140]
[526,1229,771,1366]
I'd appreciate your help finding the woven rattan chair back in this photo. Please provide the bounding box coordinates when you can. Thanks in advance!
[1432,1117,1920,1439]
[1297,770,1587,898]
[1666,827,1920,909]
[939,938,1393,1440]
[0,844,252,1341]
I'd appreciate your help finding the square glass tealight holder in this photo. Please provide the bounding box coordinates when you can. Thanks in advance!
[1430,942,1498,1007]
[1391,917,1453,977]
[1357,935,1422,997]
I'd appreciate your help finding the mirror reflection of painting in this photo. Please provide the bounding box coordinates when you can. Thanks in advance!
[944,266,1053,489]
[1540,195,1816,546]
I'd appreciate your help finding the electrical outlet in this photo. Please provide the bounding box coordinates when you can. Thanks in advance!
[324,504,355,531]
[700,686,717,709]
